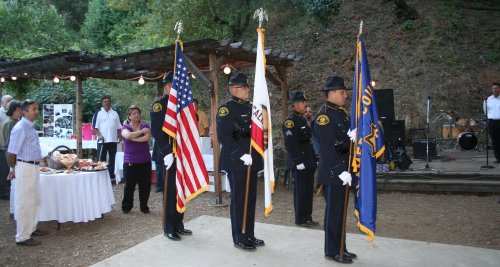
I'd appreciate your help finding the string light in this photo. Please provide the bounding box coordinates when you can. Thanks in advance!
[0,77,4,83]
[191,73,196,79]
[371,80,376,87]
[223,64,231,75]
[138,75,145,85]
[53,76,60,83]
[11,76,17,80]
[70,75,76,81]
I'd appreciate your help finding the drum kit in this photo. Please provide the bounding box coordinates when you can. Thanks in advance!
[434,110,487,151]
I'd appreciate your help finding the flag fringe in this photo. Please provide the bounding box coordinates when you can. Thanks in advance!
[176,184,210,213]
[250,139,265,156]
[264,204,273,217]
[354,209,375,241]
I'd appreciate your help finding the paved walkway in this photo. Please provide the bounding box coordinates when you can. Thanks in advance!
[92,216,500,267]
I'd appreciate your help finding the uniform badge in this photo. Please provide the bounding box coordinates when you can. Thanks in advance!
[316,114,330,126]
[152,103,162,112]
[285,130,292,136]
[218,107,229,116]
[284,119,294,128]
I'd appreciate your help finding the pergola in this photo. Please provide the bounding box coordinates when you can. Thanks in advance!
[0,39,301,204]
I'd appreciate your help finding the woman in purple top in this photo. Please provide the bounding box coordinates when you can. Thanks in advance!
[121,105,152,214]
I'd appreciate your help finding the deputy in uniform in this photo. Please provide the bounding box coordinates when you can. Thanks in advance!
[282,91,318,227]
[216,72,265,251]
[311,76,357,263]
[150,71,192,241]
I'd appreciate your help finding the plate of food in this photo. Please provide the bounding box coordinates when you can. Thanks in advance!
[39,167,62,174]
[77,160,108,172]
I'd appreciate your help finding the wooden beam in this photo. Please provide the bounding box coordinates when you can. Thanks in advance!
[75,76,83,158]
[265,68,281,87]
[184,54,213,93]
[209,52,222,205]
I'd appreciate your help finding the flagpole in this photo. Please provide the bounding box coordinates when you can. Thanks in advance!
[162,20,183,228]
[241,147,252,234]
[339,20,363,262]
[162,169,169,227]
[242,7,269,235]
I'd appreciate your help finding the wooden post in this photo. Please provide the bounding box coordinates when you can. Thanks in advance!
[157,81,163,97]
[209,52,222,204]
[75,77,83,158]
[278,65,288,124]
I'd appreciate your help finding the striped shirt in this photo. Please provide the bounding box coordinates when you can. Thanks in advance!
[7,117,42,161]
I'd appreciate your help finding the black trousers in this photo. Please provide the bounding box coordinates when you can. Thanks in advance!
[97,142,117,179]
[489,120,500,161]
[324,185,348,257]
[155,159,165,191]
[122,162,151,212]
[227,170,257,244]
[0,150,10,198]
[293,168,316,224]
[163,161,185,234]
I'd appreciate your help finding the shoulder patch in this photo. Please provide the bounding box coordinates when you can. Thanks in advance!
[152,102,162,112]
[284,119,294,128]
[218,106,229,116]
[316,114,330,126]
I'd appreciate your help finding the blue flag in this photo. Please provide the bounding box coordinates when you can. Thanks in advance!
[350,36,385,241]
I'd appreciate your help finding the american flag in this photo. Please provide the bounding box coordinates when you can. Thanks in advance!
[163,41,210,213]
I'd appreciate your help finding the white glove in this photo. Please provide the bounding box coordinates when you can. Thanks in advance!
[296,163,305,170]
[164,153,174,170]
[347,128,357,142]
[240,154,252,165]
[338,171,352,186]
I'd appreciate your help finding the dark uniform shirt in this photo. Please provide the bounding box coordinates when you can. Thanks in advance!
[282,110,316,169]
[311,101,350,186]
[216,96,263,172]
[150,96,173,161]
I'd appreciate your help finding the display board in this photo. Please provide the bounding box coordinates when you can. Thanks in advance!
[43,104,74,138]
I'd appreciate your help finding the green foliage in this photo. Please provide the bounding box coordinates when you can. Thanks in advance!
[392,0,419,21]
[402,20,414,31]
[389,40,398,50]
[0,2,75,58]
[28,79,114,122]
[52,0,90,31]
[303,0,344,24]
[485,51,498,62]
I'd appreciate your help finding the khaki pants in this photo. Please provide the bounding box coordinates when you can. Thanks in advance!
[14,162,40,242]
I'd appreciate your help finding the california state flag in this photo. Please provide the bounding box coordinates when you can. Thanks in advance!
[251,28,275,217]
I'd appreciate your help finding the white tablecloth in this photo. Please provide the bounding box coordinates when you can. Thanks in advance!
[114,151,230,192]
[114,151,156,184]
[39,137,98,150]
[38,170,115,223]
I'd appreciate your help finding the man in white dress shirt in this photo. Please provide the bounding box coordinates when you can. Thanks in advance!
[484,82,500,163]
[7,99,47,246]
[92,95,122,180]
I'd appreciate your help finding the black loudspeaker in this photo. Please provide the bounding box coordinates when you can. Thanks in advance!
[394,149,412,170]
[382,120,405,148]
[412,138,437,159]
[374,89,395,121]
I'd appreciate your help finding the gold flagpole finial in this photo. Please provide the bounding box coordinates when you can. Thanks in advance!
[174,20,183,40]
[253,7,268,28]
[358,20,363,36]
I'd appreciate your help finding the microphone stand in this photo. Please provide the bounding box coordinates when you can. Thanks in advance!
[418,95,437,171]
[481,98,494,169]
